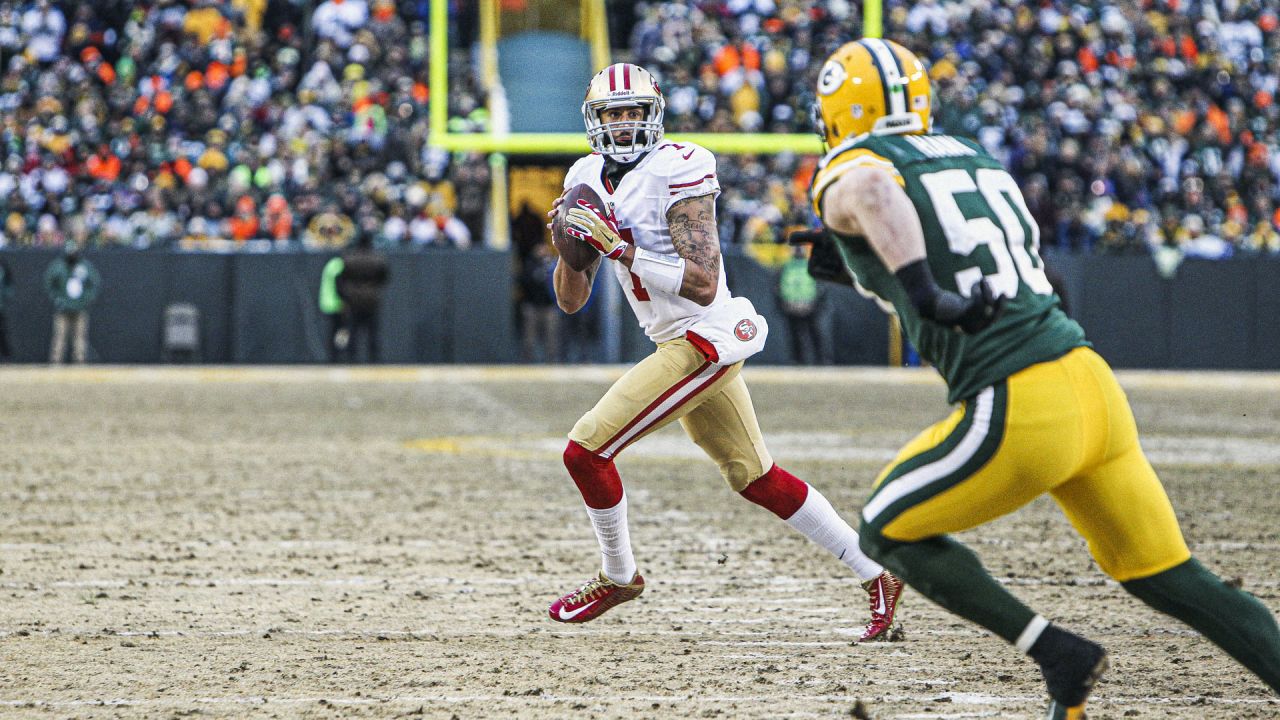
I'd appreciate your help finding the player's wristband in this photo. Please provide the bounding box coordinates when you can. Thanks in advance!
[894,259,941,318]
[632,248,685,296]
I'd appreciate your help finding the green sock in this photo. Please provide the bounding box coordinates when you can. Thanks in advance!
[861,529,1036,644]
[1122,557,1280,693]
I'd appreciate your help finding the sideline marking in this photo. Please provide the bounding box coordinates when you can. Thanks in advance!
[401,431,1280,468]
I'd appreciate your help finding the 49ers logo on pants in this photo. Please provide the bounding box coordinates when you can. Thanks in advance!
[735,319,758,341]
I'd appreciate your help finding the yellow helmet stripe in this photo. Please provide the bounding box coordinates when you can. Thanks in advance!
[859,38,906,117]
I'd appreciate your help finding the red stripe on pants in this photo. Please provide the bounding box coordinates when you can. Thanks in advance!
[610,364,731,457]
[599,361,713,455]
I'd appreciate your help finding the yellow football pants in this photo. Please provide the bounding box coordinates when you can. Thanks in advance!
[862,347,1190,582]
[569,337,773,491]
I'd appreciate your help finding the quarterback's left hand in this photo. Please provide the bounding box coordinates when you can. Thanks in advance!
[566,200,628,260]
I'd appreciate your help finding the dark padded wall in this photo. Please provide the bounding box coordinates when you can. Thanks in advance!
[824,287,891,365]
[0,248,1277,369]
[0,249,516,364]
[1251,257,1280,370]
[3,250,60,361]
[1076,255,1169,368]
[165,253,233,362]
[87,252,168,362]
[1168,261,1251,369]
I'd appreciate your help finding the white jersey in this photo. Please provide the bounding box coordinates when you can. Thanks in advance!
[563,142,731,343]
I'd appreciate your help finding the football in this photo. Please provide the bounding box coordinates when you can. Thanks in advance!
[552,183,606,272]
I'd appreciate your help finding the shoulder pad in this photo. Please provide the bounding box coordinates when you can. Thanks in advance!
[810,145,902,216]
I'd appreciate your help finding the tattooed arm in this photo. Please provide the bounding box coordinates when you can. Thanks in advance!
[616,193,721,306]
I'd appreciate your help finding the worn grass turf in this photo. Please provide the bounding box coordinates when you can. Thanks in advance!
[1,366,1278,718]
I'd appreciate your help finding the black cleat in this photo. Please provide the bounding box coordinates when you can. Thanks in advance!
[1029,625,1109,708]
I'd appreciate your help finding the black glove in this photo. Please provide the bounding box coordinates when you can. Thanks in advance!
[934,276,1007,334]
[786,229,827,246]
[896,259,1006,334]
[788,229,855,289]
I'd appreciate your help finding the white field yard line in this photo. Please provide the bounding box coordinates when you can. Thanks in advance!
[0,692,1273,711]
[2,365,1279,392]
[0,626,1208,641]
[4,574,1275,591]
[2,539,1276,553]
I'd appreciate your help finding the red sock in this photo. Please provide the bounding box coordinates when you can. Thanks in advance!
[563,441,624,509]
[739,464,810,519]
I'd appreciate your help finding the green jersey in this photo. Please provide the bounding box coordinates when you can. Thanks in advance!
[810,133,1088,403]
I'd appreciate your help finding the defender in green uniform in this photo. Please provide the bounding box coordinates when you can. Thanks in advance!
[807,38,1280,718]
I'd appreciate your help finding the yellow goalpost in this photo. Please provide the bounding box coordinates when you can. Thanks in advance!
[426,0,883,156]
[426,0,898,364]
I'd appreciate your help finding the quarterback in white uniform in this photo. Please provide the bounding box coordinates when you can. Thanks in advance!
[562,140,729,345]
[546,62,904,641]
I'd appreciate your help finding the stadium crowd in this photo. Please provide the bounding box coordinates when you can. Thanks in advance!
[0,0,1276,260]
[0,0,487,250]
[624,0,1280,257]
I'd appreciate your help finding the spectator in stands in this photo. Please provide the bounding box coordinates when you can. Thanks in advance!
[228,196,260,243]
[306,209,356,249]
[129,189,182,248]
[407,198,471,248]
[452,154,491,243]
[22,0,64,64]
[263,194,294,244]
[313,0,368,49]
[44,243,99,364]
[619,0,1280,257]
[0,1,480,252]
[336,234,389,363]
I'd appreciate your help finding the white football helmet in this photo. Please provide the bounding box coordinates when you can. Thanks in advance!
[582,63,665,163]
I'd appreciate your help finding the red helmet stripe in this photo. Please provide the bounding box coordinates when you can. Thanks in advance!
[608,65,616,91]
[623,64,631,90]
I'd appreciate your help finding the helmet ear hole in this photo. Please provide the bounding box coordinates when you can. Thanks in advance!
[808,102,826,141]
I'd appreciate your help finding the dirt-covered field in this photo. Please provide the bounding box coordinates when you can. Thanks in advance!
[1,366,1278,719]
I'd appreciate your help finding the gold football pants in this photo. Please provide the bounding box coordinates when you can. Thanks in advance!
[569,337,773,491]
[862,347,1190,582]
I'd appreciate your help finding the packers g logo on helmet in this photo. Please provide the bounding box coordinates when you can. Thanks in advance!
[811,39,932,149]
